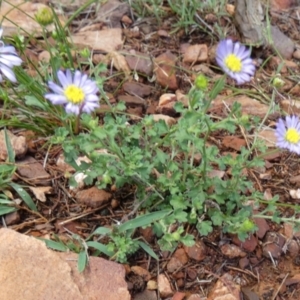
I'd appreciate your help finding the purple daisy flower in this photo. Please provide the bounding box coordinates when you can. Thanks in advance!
[0,28,22,83]
[275,115,300,154]
[216,39,255,85]
[45,69,99,115]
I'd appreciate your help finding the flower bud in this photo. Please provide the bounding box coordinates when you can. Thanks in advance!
[194,74,208,90]
[35,7,54,26]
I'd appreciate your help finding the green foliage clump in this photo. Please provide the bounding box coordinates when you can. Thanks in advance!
[52,77,272,261]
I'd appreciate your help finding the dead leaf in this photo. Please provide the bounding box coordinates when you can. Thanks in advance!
[70,28,123,53]
[108,51,131,79]
[29,186,52,202]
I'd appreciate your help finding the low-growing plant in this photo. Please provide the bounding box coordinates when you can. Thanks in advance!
[50,75,277,261]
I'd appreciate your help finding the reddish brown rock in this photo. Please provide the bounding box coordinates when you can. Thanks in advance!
[154,51,178,90]
[76,187,112,208]
[262,232,286,259]
[4,211,20,226]
[207,273,241,300]
[239,257,249,269]
[253,217,270,239]
[158,274,173,298]
[0,228,130,300]
[167,257,183,273]
[287,240,299,258]
[173,248,189,265]
[232,234,258,252]
[183,44,208,64]
[220,243,247,259]
[172,291,186,300]
[0,130,27,161]
[131,266,151,281]
[184,241,206,261]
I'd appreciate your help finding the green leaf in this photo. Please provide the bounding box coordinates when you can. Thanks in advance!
[209,76,225,100]
[196,220,213,236]
[4,128,15,163]
[91,227,112,235]
[118,210,171,233]
[0,206,17,216]
[41,239,68,251]
[137,241,158,260]
[9,183,37,211]
[86,241,114,257]
[77,251,87,272]
[24,95,47,110]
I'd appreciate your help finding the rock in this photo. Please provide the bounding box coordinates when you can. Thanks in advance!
[158,274,173,298]
[0,1,63,37]
[232,234,258,252]
[131,266,151,281]
[239,257,249,269]
[133,289,157,300]
[207,273,241,300]
[172,291,186,300]
[220,244,247,259]
[167,257,183,273]
[76,187,112,208]
[17,156,51,185]
[118,94,146,107]
[173,248,189,265]
[125,50,153,76]
[183,44,208,64]
[156,93,177,116]
[222,136,246,151]
[147,280,158,290]
[184,241,206,261]
[152,114,177,126]
[70,28,123,53]
[186,268,198,280]
[283,222,294,239]
[270,26,295,59]
[96,0,130,28]
[293,49,300,60]
[154,51,178,90]
[253,217,270,239]
[187,295,202,300]
[287,240,299,258]
[0,130,27,161]
[262,232,286,259]
[123,82,152,97]
[0,228,130,300]
[4,211,20,226]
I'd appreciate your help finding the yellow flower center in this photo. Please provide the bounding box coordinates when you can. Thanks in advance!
[64,85,85,104]
[225,54,242,72]
[285,128,300,144]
